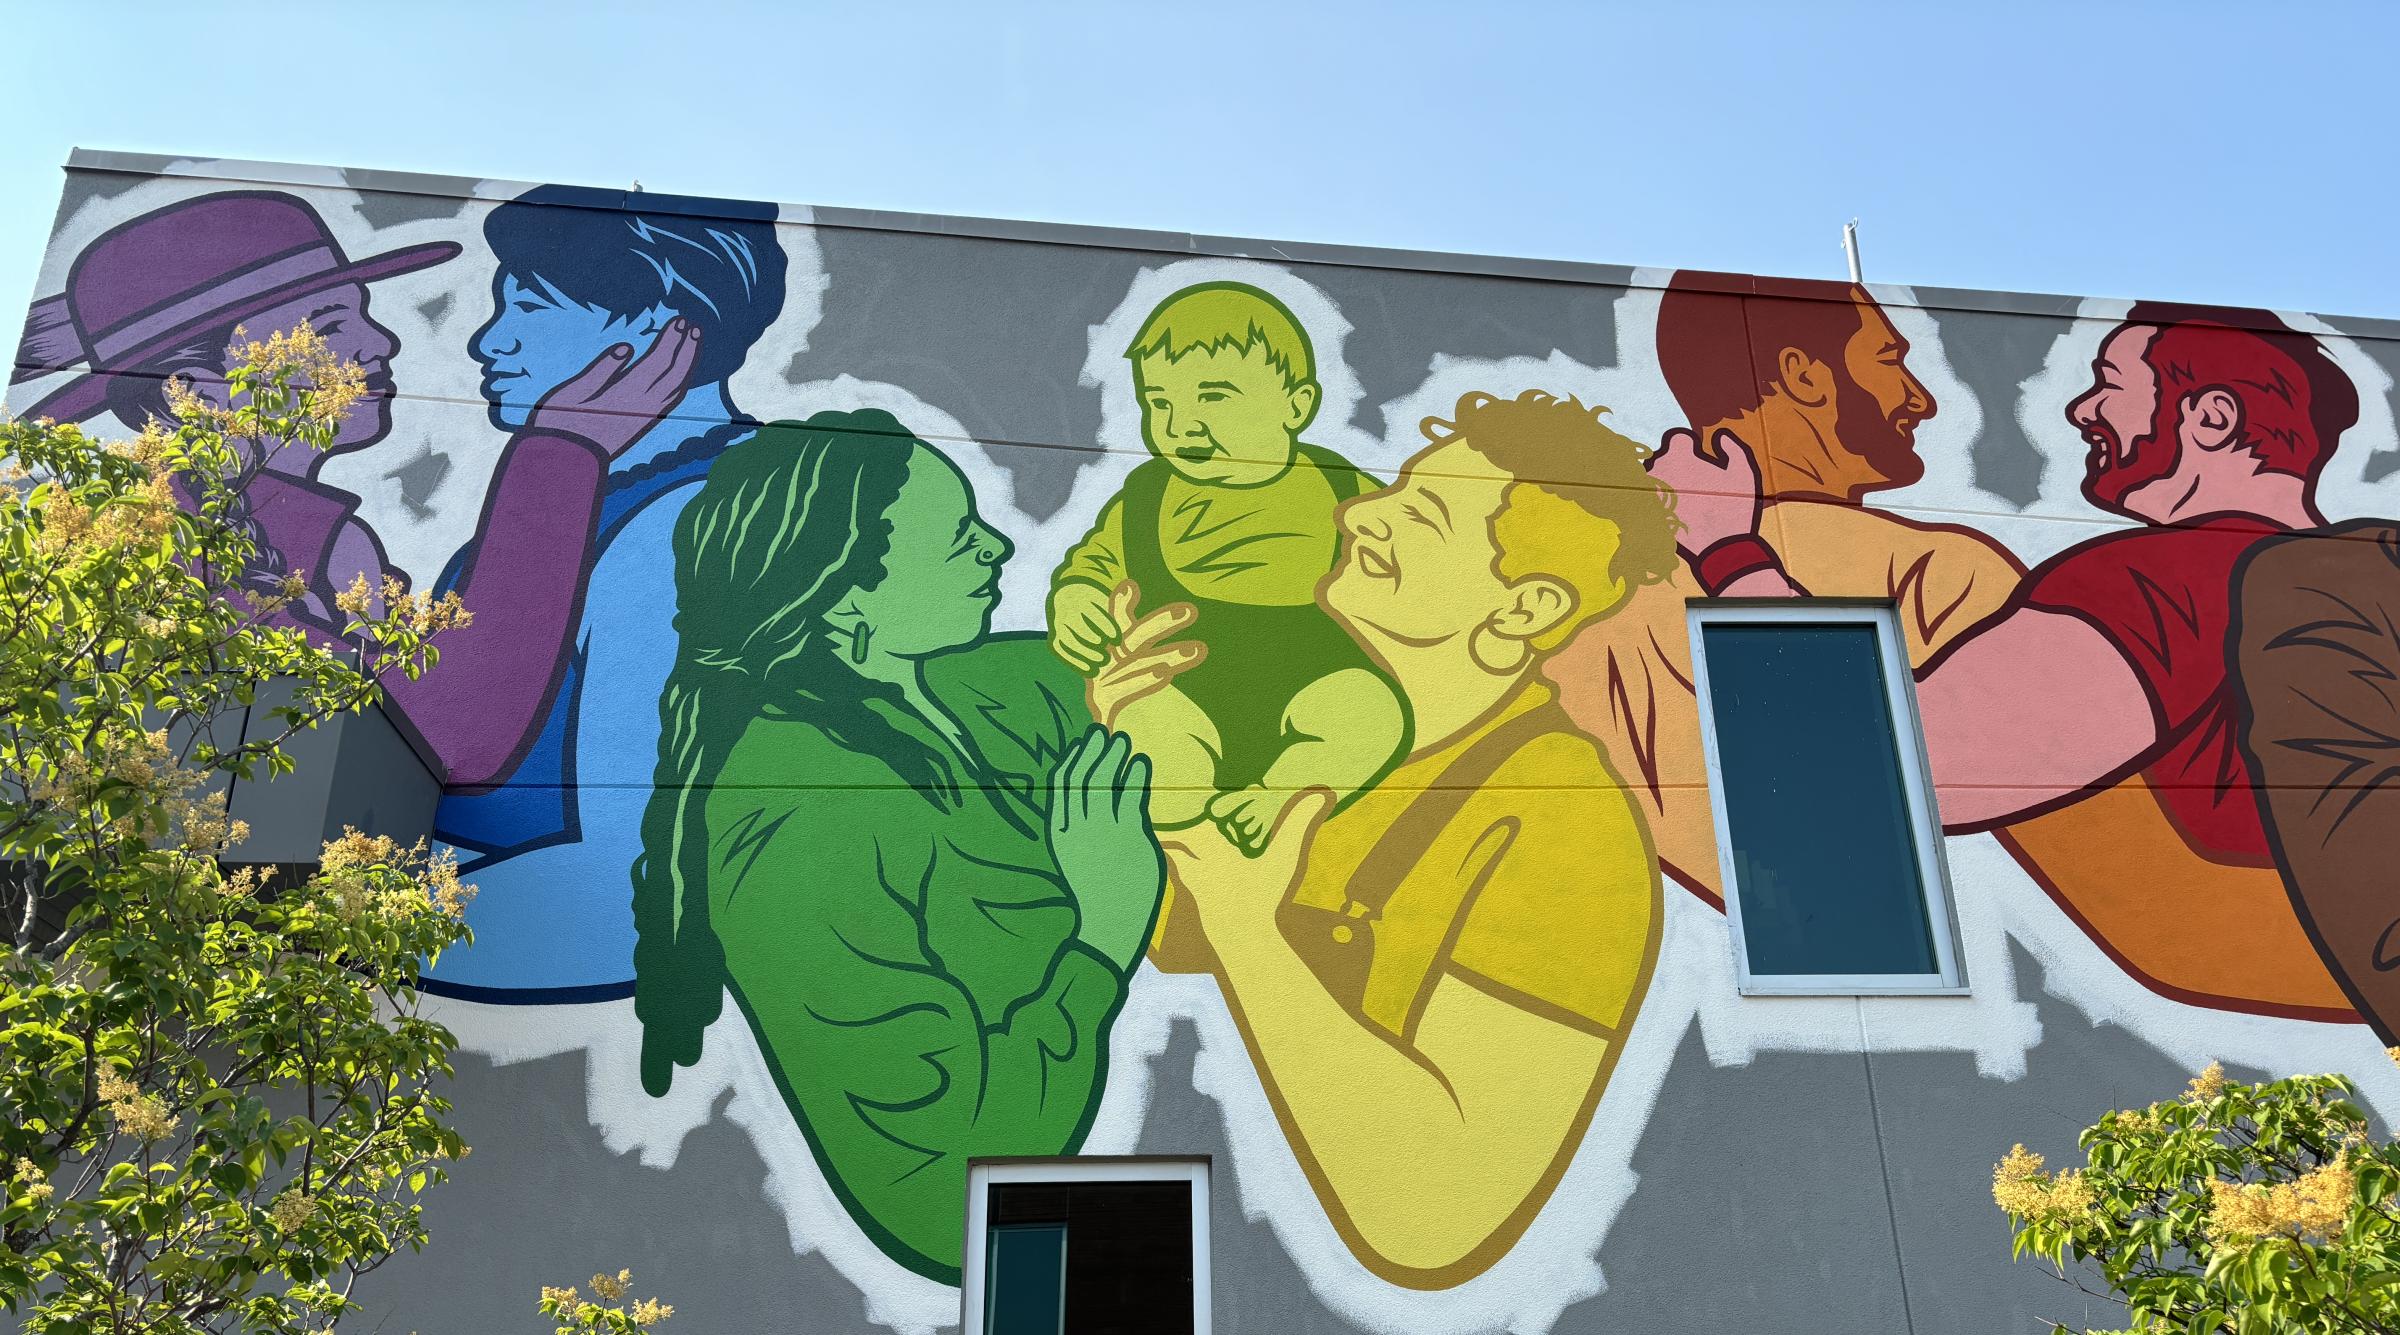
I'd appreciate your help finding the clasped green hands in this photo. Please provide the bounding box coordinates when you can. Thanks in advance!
[1047,724,1166,973]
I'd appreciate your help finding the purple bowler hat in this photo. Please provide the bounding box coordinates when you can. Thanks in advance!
[12,190,461,424]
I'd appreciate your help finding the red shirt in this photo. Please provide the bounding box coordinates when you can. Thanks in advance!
[2017,513,2288,866]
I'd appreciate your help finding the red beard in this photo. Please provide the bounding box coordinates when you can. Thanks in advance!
[2079,413,2182,518]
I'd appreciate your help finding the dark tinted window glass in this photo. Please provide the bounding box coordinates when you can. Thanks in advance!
[988,1180,1194,1335]
[986,1224,1067,1335]
[1699,621,1940,978]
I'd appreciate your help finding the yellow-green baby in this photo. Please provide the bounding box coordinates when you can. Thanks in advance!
[1050,282,1407,851]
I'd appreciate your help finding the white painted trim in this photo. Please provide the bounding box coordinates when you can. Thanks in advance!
[961,1158,1211,1335]
[1684,601,1968,995]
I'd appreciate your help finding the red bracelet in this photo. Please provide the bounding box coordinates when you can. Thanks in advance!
[1693,533,1782,595]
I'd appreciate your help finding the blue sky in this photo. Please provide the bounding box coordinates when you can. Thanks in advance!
[7,0,2398,330]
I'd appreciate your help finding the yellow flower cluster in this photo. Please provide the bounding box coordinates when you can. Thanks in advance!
[332,573,376,619]
[2208,1161,2356,1246]
[231,570,315,621]
[95,1067,180,1142]
[164,321,369,437]
[175,788,250,856]
[161,367,220,431]
[545,1272,672,1329]
[269,1190,318,1232]
[28,727,241,854]
[320,826,402,875]
[1991,1144,2096,1221]
[426,848,474,918]
[2108,1104,2167,1135]
[25,755,83,809]
[2186,1061,2228,1102]
[328,877,374,922]
[62,728,171,796]
[13,1157,54,1203]
[334,571,474,636]
[124,421,177,471]
[28,470,175,559]
[246,322,366,419]
[317,828,476,921]
[219,863,272,901]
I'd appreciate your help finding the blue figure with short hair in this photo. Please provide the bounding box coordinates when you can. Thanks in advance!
[427,183,789,1000]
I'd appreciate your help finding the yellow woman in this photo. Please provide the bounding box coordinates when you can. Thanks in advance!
[1128,390,1680,1287]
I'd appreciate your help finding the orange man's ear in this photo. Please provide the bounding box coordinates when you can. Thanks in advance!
[1772,346,1834,410]
[2181,386,2245,453]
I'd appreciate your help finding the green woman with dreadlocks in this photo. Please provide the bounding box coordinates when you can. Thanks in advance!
[632,410,1181,1282]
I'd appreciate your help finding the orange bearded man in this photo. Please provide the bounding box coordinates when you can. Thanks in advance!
[1549,273,2021,904]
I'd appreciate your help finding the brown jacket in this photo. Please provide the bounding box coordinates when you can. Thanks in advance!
[2233,520,2400,1042]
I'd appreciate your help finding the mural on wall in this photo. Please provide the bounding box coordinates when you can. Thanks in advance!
[14,161,2400,1334]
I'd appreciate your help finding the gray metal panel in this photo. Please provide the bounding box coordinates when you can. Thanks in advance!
[223,680,443,863]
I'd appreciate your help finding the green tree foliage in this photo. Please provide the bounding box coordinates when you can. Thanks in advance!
[1995,1059,2400,1334]
[0,325,475,1333]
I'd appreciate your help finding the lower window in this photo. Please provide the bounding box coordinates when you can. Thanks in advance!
[964,1159,1209,1335]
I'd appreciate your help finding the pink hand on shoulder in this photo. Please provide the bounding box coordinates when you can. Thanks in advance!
[1646,426,1764,559]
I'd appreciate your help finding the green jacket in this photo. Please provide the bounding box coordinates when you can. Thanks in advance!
[701,636,1129,1282]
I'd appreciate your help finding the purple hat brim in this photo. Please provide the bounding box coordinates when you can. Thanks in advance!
[18,237,463,426]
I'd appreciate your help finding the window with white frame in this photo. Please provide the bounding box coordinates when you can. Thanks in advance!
[963,1159,1209,1335]
[1686,602,1964,994]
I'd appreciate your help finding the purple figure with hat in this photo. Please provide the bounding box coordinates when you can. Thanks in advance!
[10,189,700,787]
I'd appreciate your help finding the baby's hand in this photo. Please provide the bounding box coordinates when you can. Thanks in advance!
[1207,785,1295,859]
[1049,580,1122,674]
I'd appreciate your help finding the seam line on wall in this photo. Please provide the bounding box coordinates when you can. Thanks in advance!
[1858,999,1921,1335]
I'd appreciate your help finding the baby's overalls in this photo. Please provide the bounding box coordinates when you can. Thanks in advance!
[1118,445,1389,792]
